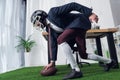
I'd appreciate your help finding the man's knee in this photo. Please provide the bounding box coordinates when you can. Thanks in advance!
[57,37,63,44]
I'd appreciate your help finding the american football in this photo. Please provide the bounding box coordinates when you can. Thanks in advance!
[40,67,57,76]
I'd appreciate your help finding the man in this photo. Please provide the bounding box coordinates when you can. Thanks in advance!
[31,2,116,79]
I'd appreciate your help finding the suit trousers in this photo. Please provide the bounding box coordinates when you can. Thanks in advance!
[57,28,88,59]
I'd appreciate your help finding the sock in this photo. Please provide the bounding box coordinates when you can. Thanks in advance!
[87,53,111,64]
[59,42,80,72]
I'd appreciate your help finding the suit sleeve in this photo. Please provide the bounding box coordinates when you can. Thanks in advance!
[49,28,58,61]
[49,2,92,17]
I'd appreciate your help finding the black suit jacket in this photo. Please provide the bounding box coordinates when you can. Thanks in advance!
[48,2,92,30]
[47,2,92,61]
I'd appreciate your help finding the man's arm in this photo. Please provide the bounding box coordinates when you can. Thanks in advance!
[49,2,92,17]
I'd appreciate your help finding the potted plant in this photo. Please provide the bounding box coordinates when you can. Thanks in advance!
[16,35,36,52]
[16,35,36,67]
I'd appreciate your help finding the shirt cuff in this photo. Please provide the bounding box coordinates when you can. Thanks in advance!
[50,60,55,63]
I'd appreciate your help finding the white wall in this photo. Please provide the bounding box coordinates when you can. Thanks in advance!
[26,0,48,66]
[110,0,120,26]
[26,0,120,66]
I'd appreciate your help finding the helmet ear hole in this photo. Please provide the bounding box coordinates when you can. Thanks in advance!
[42,11,47,18]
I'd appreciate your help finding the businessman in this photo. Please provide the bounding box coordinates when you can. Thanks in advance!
[31,2,116,79]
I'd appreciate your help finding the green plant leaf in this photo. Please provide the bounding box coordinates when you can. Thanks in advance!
[15,35,36,52]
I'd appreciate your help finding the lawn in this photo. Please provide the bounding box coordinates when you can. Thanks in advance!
[0,64,120,80]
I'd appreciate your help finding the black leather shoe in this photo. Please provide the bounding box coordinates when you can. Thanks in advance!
[104,59,116,71]
[63,69,83,80]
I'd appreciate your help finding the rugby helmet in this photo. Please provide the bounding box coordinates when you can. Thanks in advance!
[31,10,47,24]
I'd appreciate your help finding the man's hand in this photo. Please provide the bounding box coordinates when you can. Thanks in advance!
[44,62,55,71]
[42,31,49,36]
[89,13,99,23]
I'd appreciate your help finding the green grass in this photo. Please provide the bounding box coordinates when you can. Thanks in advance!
[0,64,120,80]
